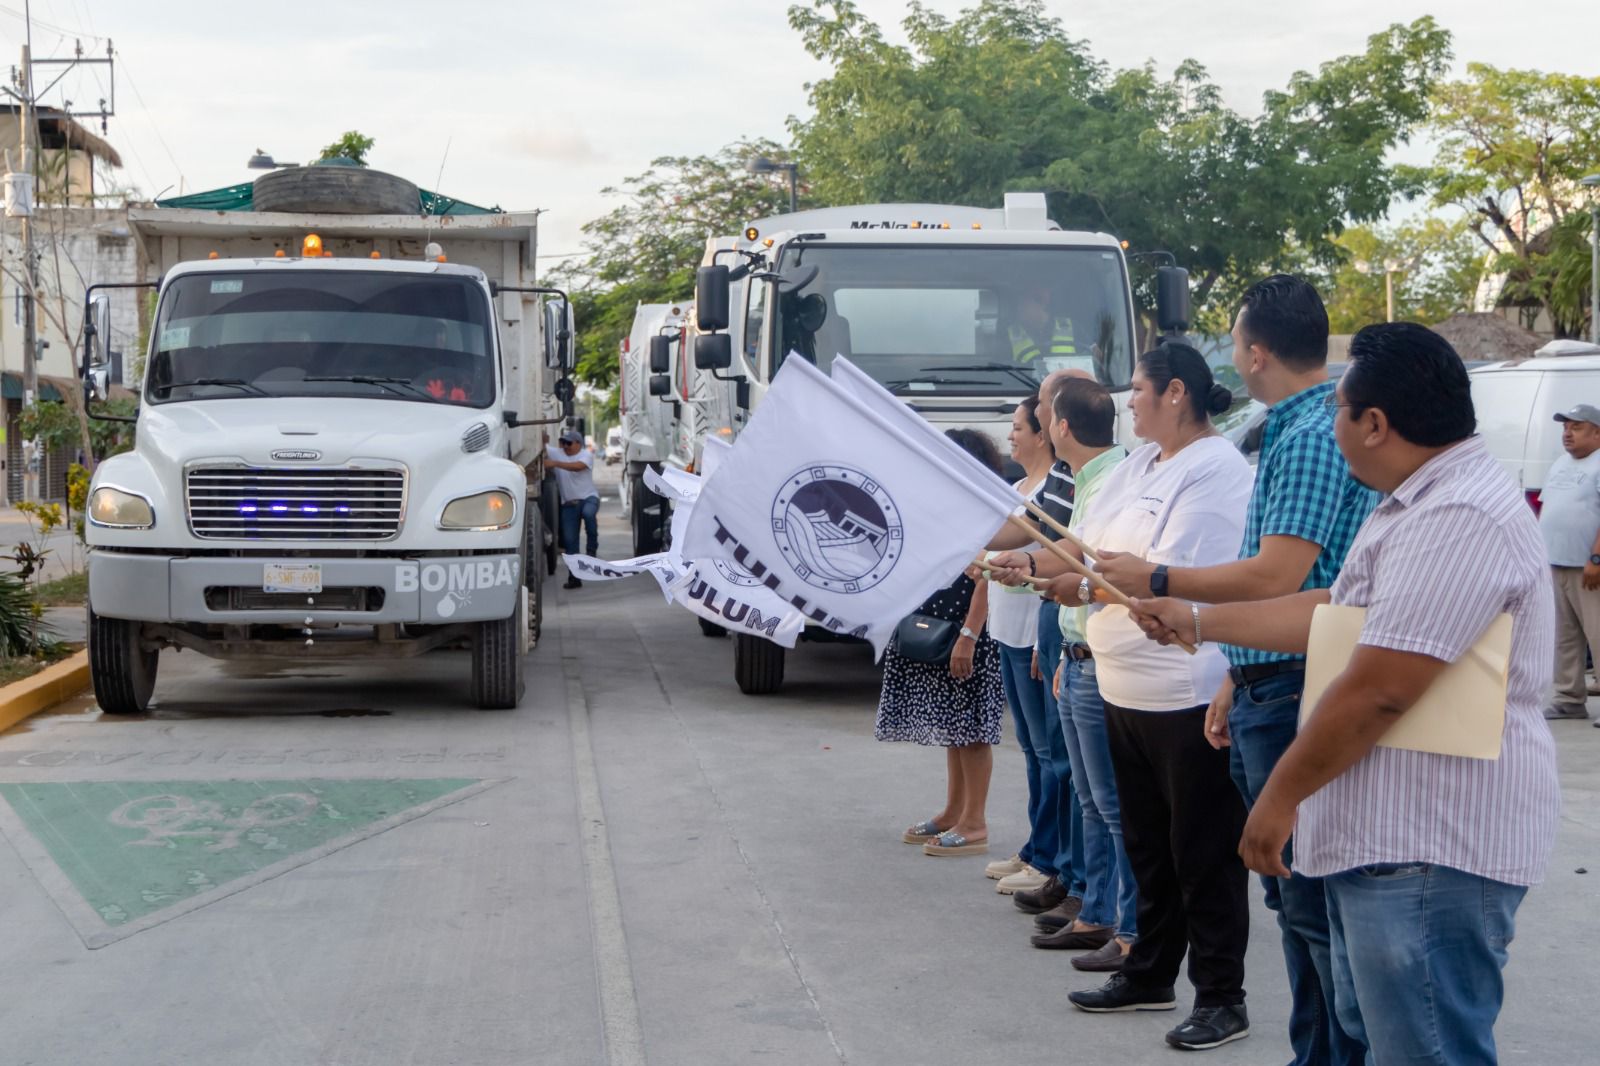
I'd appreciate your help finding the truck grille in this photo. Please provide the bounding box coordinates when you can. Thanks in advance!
[186,466,406,540]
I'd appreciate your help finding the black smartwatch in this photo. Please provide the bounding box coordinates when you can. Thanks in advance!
[1150,564,1170,598]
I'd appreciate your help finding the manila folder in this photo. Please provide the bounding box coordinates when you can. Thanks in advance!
[1300,604,1511,761]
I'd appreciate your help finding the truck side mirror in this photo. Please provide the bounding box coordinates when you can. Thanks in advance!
[696,265,731,331]
[648,335,671,374]
[648,374,671,397]
[695,333,732,370]
[543,300,576,370]
[1156,265,1190,333]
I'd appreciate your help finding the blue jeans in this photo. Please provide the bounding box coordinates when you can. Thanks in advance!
[1230,672,1361,1066]
[1326,863,1526,1065]
[1061,655,1137,939]
[1035,604,1083,894]
[560,496,599,557]
[997,642,1051,873]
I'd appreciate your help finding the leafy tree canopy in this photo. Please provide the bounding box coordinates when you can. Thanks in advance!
[557,138,798,390]
[318,131,375,166]
[787,0,1452,322]
[1423,64,1600,337]
[1297,219,1483,334]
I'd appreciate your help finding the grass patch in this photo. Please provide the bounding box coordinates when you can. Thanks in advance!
[0,644,77,687]
[35,570,87,608]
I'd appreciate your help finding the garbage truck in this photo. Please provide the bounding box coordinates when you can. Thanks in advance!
[684,192,1190,693]
[79,197,576,712]
[618,301,688,556]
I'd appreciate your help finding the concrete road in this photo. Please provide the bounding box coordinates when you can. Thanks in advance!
[0,491,1593,1065]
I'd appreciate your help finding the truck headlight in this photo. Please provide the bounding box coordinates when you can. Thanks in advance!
[439,490,515,530]
[89,487,155,529]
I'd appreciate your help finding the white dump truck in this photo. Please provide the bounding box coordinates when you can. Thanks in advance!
[618,300,687,556]
[684,192,1189,693]
[79,203,575,712]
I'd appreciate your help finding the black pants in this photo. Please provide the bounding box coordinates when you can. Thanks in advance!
[1106,702,1249,1008]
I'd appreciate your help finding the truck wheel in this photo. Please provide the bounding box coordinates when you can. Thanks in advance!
[472,592,524,710]
[252,165,420,215]
[734,633,785,695]
[698,618,727,638]
[630,470,669,556]
[525,505,544,643]
[88,607,158,714]
[540,487,560,576]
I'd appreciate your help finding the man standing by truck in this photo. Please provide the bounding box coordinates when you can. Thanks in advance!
[1540,404,1600,722]
[548,429,600,589]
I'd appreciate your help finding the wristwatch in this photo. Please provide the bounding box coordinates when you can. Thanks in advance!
[1150,564,1170,598]
[959,626,978,641]
[1590,554,1600,567]
[1078,576,1093,604]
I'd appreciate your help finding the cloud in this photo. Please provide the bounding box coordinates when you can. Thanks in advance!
[504,126,607,166]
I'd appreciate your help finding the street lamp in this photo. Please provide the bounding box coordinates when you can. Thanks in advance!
[1352,256,1419,322]
[246,149,299,170]
[1582,173,1600,345]
[747,155,799,214]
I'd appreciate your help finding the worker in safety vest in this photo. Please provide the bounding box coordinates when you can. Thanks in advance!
[1008,285,1077,365]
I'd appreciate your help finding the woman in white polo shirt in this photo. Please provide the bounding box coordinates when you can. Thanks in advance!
[1062,343,1256,1051]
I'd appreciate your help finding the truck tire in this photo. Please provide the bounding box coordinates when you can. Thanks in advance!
[734,633,785,695]
[630,469,670,556]
[472,591,524,710]
[88,607,157,714]
[252,165,421,216]
[698,618,727,638]
[540,482,560,576]
[525,504,544,644]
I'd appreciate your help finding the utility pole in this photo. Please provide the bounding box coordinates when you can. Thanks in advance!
[18,40,38,502]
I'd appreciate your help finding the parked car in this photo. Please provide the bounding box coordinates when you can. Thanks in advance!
[1469,341,1600,511]
[604,426,624,465]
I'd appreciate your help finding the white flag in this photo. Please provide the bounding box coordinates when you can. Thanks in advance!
[677,355,1015,655]
[563,552,683,602]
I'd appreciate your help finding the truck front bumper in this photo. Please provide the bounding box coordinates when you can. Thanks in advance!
[89,552,521,627]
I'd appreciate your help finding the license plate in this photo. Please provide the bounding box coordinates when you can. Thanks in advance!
[264,563,323,594]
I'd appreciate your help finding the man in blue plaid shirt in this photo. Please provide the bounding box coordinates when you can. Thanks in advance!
[1097,275,1377,1066]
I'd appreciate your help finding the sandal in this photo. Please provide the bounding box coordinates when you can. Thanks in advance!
[902,819,947,845]
[922,830,989,856]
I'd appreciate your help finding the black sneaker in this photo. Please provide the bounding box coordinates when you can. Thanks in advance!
[563,575,583,590]
[1012,875,1068,915]
[1068,972,1177,1013]
[1166,1004,1250,1050]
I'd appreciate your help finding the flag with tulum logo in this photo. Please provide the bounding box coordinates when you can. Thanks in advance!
[677,355,1019,656]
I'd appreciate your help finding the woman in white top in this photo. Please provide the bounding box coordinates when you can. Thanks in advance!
[982,397,1058,889]
[1060,343,1256,1043]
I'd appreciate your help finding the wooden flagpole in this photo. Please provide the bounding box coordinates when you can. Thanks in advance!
[1023,498,1099,562]
[1004,513,1197,655]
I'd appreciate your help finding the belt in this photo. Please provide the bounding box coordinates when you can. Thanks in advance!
[1228,661,1304,686]
[1061,642,1093,662]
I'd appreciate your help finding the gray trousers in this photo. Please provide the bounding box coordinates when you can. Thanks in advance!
[1552,566,1600,706]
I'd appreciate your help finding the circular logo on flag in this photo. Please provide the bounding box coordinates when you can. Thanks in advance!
[712,559,765,588]
[770,464,902,593]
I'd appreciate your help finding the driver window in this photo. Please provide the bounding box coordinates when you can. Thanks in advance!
[743,280,767,380]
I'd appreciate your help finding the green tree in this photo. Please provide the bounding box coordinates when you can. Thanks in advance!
[556,138,799,391]
[318,131,375,166]
[1424,64,1600,337]
[787,1,1451,330]
[1312,218,1484,333]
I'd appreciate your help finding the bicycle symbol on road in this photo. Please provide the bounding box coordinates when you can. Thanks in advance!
[109,792,320,852]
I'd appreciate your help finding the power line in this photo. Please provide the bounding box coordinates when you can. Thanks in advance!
[114,53,184,192]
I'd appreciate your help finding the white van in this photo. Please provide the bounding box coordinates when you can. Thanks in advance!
[1469,342,1600,509]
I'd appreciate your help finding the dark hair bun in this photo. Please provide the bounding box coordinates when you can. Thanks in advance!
[1206,383,1234,417]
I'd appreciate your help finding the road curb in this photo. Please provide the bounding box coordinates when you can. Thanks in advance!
[0,651,91,732]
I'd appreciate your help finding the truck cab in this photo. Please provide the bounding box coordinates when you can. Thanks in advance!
[83,223,574,713]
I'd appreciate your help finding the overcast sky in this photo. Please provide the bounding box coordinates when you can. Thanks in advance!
[2,0,1595,258]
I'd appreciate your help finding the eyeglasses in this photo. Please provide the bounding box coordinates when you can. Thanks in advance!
[1322,393,1357,410]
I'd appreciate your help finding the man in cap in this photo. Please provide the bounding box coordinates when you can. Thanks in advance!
[546,428,600,590]
[1541,403,1600,721]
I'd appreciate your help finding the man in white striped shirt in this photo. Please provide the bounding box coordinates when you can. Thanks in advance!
[1134,323,1559,1064]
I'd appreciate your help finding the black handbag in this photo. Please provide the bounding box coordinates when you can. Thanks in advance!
[894,613,961,662]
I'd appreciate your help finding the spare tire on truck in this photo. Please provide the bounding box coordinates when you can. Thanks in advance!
[253,164,420,215]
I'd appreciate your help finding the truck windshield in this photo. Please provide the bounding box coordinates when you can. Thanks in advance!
[146,270,495,408]
[771,243,1134,393]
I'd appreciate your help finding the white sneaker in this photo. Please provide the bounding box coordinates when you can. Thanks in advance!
[985,853,1026,880]
[997,865,1049,895]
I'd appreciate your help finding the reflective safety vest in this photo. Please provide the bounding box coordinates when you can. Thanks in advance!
[1010,321,1077,363]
